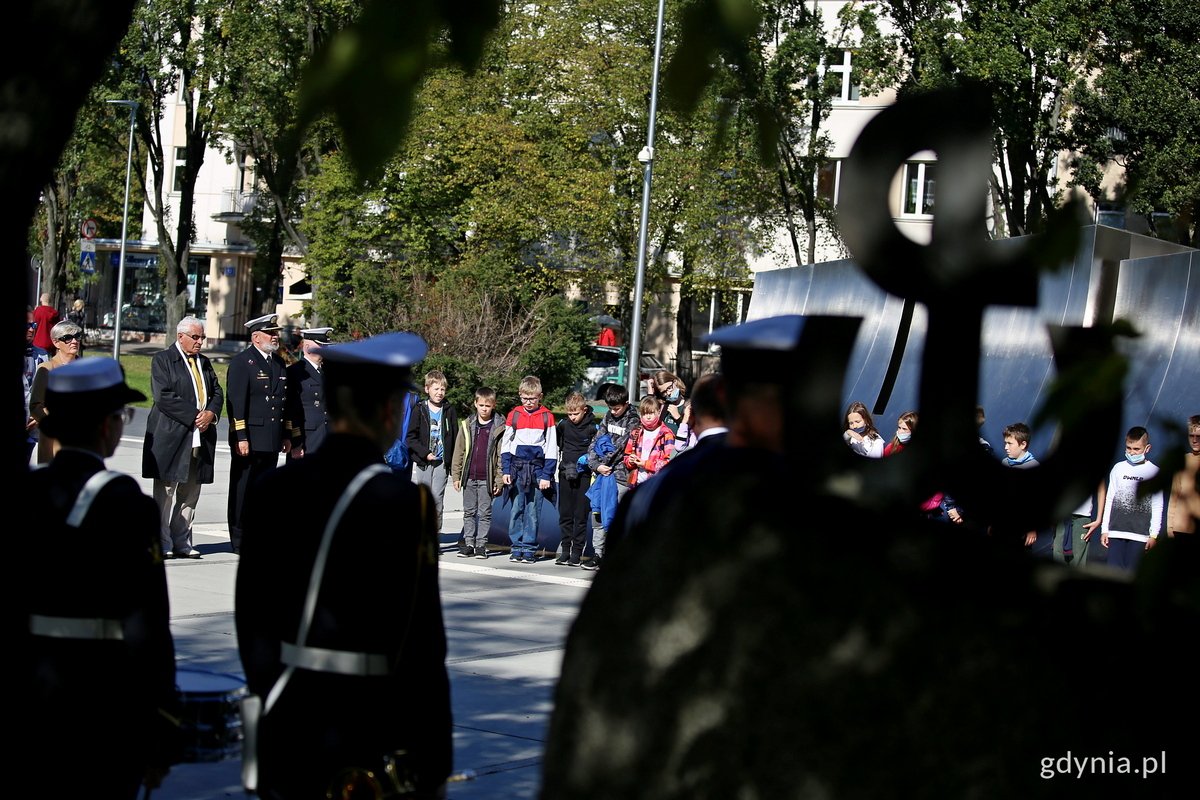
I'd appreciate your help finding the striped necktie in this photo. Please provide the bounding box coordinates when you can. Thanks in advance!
[188,355,207,409]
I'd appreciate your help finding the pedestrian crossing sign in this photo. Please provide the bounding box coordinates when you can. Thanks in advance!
[80,251,96,274]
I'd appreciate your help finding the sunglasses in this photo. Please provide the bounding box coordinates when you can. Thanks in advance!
[57,334,81,343]
[27,322,37,330]
[182,333,206,342]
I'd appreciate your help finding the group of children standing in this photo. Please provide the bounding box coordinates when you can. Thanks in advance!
[398,372,682,571]
[842,401,1200,574]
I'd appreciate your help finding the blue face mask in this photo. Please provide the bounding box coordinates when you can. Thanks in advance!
[1126,452,1146,465]
[850,424,866,434]
[897,431,911,443]
[667,389,681,403]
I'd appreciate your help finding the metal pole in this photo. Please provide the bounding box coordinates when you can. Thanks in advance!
[627,0,666,399]
[108,100,138,360]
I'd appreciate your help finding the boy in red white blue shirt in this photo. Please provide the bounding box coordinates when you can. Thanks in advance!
[500,375,558,563]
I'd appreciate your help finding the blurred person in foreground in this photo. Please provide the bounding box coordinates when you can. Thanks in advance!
[236,332,452,800]
[18,358,179,798]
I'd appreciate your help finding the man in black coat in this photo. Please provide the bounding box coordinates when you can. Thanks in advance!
[141,315,223,558]
[236,332,452,800]
[226,313,291,554]
[285,326,332,458]
[19,358,179,799]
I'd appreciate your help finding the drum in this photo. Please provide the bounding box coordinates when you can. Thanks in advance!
[175,667,247,763]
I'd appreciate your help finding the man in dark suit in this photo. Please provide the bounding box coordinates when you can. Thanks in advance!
[141,315,223,558]
[236,332,452,800]
[226,313,291,554]
[19,358,179,798]
[285,327,332,458]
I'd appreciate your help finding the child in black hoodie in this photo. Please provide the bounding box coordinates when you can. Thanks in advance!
[555,391,597,566]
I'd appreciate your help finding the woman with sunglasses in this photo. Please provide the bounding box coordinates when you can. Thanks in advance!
[28,319,84,464]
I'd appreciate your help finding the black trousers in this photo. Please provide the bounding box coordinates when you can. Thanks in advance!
[228,450,279,552]
[557,472,591,559]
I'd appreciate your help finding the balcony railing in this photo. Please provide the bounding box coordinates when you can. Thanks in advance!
[214,189,259,220]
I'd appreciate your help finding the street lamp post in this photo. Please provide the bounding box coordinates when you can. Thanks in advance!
[107,99,138,360]
[626,0,667,399]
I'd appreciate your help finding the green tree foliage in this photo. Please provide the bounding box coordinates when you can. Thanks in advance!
[216,0,363,311]
[868,0,1101,236]
[28,81,146,311]
[754,1,897,267]
[1066,0,1200,246]
[302,0,775,395]
[108,0,238,333]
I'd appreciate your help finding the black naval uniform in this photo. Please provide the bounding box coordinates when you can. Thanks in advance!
[235,433,452,799]
[226,343,289,552]
[19,449,178,798]
[285,356,328,455]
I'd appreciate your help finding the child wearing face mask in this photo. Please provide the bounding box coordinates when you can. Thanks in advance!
[624,396,675,487]
[883,410,919,457]
[843,400,884,458]
[1100,426,1165,573]
[651,371,688,436]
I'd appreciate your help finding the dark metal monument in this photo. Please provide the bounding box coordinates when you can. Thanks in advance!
[540,86,1199,799]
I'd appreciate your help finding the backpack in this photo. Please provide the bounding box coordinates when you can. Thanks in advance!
[384,392,418,471]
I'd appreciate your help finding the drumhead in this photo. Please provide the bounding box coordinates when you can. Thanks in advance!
[176,667,246,695]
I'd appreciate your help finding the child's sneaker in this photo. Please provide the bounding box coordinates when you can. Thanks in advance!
[509,551,521,563]
[555,553,570,566]
[474,547,488,559]
[580,556,601,571]
[457,547,473,558]
[568,556,581,567]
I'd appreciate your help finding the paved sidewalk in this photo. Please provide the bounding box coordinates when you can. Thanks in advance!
[105,426,592,799]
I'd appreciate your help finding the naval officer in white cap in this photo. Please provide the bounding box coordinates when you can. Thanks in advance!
[225,313,291,553]
[235,332,451,799]
[285,327,334,457]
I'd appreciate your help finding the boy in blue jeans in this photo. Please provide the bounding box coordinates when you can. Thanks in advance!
[501,376,558,563]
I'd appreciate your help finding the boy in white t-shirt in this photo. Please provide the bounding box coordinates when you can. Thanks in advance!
[1100,426,1165,573]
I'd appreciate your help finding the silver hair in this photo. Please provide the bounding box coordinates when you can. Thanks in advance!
[177,316,204,333]
[50,319,82,340]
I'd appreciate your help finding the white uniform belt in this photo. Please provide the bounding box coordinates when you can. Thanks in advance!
[30,614,124,640]
[280,642,390,676]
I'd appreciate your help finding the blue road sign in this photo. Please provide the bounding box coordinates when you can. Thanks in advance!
[80,251,96,274]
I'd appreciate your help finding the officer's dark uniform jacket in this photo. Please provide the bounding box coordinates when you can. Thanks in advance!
[285,357,328,454]
[235,433,452,798]
[226,344,289,451]
[20,449,178,797]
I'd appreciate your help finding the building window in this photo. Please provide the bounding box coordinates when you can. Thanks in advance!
[827,50,860,103]
[903,162,935,216]
[817,160,841,206]
[172,146,187,193]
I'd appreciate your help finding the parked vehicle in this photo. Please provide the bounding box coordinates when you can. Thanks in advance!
[577,345,666,403]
